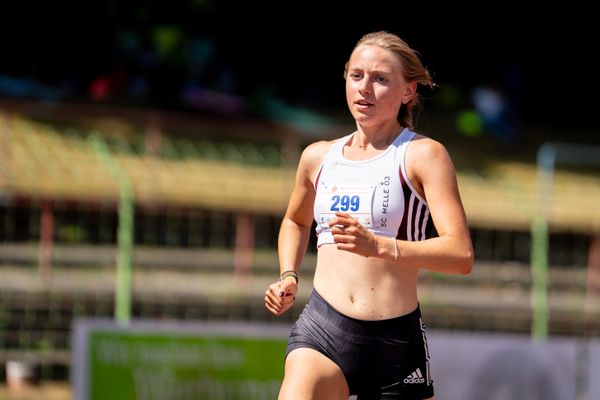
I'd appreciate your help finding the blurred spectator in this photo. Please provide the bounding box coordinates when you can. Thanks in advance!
[471,82,519,145]
[0,74,62,101]
[88,75,112,102]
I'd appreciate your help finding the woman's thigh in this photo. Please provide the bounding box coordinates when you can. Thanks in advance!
[279,348,349,400]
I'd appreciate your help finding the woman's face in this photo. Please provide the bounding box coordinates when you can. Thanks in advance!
[345,45,414,128]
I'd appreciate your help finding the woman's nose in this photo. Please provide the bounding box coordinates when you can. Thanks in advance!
[358,78,371,93]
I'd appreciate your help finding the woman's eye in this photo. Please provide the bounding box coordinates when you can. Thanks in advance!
[375,76,386,83]
[350,73,362,79]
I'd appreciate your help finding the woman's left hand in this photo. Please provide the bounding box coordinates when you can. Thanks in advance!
[330,211,379,258]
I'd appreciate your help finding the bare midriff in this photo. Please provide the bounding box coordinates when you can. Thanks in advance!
[313,243,420,321]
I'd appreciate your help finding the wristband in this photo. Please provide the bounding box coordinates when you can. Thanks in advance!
[391,237,398,261]
[279,270,299,285]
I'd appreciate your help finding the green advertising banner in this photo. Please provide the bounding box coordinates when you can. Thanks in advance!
[72,319,291,400]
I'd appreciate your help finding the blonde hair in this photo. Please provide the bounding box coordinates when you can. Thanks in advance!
[344,31,435,130]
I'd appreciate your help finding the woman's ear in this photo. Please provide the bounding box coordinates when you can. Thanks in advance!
[403,82,417,104]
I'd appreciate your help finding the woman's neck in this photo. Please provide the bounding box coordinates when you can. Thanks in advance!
[353,123,404,150]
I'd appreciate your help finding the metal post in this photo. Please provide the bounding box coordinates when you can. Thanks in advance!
[234,214,255,283]
[38,199,54,286]
[530,215,549,340]
[535,142,600,340]
[89,134,134,326]
[532,144,555,341]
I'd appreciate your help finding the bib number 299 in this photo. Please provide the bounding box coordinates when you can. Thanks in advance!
[330,195,360,212]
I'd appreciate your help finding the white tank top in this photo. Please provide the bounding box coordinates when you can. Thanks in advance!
[313,128,433,247]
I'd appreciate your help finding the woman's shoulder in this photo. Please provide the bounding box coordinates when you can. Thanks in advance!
[409,133,450,160]
[407,133,456,177]
[304,138,337,154]
[299,138,339,167]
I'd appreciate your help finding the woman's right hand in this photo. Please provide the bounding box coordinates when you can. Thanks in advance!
[264,279,297,316]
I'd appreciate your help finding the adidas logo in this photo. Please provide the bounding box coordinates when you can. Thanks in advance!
[403,368,425,384]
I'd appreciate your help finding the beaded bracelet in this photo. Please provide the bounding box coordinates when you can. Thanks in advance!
[279,270,299,284]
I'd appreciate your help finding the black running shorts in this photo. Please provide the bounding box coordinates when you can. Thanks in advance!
[286,290,434,399]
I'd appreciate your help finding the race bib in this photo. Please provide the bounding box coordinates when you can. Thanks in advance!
[316,183,375,227]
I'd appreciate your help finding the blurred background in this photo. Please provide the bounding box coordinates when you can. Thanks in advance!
[1,1,599,399]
